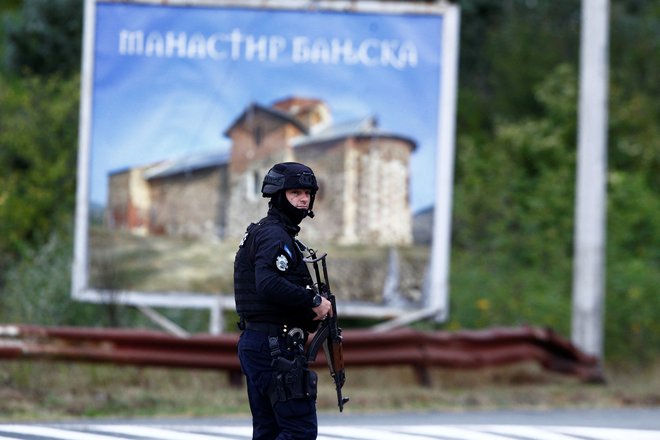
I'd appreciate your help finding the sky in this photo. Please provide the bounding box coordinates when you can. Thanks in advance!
[87,2,447,213]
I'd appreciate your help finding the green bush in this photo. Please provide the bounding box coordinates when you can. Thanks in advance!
[0,233,99,326]
[0,232,212,332]
[447,64,659,364]
[0,74,79,268]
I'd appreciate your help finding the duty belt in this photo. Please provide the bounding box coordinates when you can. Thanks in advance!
[244,322,308,354]
[245,322,296,337]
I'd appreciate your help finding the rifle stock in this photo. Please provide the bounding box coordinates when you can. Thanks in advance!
[304,250,349,412]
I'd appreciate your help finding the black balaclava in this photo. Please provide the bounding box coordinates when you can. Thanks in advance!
[272,190,309,225]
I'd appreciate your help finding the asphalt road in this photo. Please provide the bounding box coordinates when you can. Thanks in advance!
[1,407,659,439]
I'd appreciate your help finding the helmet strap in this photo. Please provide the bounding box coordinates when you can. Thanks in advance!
[307,193,316,218]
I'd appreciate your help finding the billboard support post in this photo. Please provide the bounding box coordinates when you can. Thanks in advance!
[428,4,460,322]
[72,0,96,301]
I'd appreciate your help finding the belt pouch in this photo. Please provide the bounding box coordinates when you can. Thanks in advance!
[269,356,318,404]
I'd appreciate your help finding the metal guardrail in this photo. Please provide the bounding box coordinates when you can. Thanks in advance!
[0,324,604,384]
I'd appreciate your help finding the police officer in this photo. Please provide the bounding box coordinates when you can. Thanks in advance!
[234,162,332,440]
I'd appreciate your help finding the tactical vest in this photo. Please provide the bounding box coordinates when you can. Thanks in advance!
[234,217,315,330]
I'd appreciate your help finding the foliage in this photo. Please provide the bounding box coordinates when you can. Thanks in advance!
[610,0,660,107]
[455,0,580,134]
[0,231,213,331]
[449,64,578,335]
[0,234,98,325]
[453,64,578,263]
[4,0,82,76]
[0,1,22,13]
[0,7,15,71]
[0,74,79,272]
[449,59,659,362]
[605,77,660,361]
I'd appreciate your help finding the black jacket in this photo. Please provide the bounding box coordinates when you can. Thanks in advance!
[234,207,317,330]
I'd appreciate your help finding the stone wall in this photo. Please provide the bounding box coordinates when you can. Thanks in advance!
[148,166,228,239]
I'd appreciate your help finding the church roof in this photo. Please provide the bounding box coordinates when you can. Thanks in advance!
[291,115,417,151]
[144,150,230,180]
[223,102,308,137]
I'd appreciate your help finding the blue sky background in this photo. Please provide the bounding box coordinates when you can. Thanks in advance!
[89,3,445,213]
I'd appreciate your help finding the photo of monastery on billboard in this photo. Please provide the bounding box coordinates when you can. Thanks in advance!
[108,97,415,245]
[75,0,456,314]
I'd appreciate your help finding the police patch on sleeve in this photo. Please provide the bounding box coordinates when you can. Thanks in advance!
[275,254,289,272]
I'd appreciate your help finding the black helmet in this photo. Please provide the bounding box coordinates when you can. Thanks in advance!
[262,162,319,222]
[261,162,319,197]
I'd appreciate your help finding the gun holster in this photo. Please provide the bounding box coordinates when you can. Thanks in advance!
[268,355,318,405]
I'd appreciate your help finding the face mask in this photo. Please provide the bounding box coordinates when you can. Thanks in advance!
[273,191,308,225]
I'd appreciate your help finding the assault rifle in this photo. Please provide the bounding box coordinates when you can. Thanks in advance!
[304,248,349,412]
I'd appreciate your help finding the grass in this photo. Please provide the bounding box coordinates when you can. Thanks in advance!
[87,227,429,304]
[1,359,659,421]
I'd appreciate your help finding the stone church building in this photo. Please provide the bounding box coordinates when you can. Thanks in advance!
[107,97,417,245]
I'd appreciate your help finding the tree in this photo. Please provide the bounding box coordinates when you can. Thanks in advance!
[0,74,79,271]
[455,0,580,135]
[4,0,83,76]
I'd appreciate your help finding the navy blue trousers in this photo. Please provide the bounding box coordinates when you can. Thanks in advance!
[238,329,318,440]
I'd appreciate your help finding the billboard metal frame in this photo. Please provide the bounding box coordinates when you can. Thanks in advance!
[73,0,461,333]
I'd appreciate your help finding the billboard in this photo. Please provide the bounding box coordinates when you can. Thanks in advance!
[73,0,460,332]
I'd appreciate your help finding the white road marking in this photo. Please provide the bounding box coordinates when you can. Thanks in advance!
[476,425,589,440]
[0,425,134,440]
[397,425,521,440]
[2,423,660,440]
[183,426,253,436]
[181,425,341,440]
[548,426,660,440]
[322,426,441,440]
[93,425,236,440]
